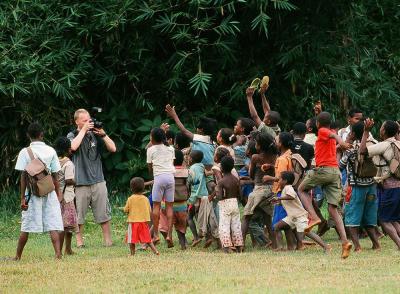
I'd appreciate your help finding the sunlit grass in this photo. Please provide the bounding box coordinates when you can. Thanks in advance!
[1,209,400,293]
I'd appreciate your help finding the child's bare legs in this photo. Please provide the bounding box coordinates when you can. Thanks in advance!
[188,206,200,245]
[295,231,305,250]
[348,227,361,251]
[76,224,84,247]
[380,221,400,249]
[177,231,187,250]
[147,241,160,255]
[392,221,400,236]
[328,204,352,258]
[241,215,250,245]
[365,226,381,250]
[14,232,29,260]
[285,229,296,250]
[305,232,331,252]
[328,204,347,244]
[273,221,290,250]
[165,201,174,247]
[152,201,161,242]
[129,243,135,255]
[49,231,62,259]
[59,231,65,254]
[64,232,74,255]
[298,187,321,228]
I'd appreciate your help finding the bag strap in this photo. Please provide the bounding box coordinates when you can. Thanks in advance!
[27,147,35,161]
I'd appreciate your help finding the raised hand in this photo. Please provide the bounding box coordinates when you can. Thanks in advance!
[364,118,374,131]
[246,87,256,98]
[165,104,177,119]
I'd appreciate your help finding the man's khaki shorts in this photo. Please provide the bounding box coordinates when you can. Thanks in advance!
[300,167,342,206]
[75,181,111,224]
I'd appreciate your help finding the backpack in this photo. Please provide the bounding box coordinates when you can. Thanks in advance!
[174,168,189,201]
[24,147,55,197]
[353,141,377,179]
[388,141,400,179]
[291,153,307,188]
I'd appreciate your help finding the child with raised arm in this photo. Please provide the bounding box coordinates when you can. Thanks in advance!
[233,117,256,169]
[165,104,217,169]
[211,156,244,253]
[54,137,78,256]
[246,85,281,138]
[298,112,352,259]
[124,177,159,256]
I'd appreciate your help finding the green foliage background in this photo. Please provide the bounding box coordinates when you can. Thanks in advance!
[1,0,399,194]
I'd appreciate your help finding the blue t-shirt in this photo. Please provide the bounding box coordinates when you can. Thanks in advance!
[187,163,208,203]
[192,134,215,166]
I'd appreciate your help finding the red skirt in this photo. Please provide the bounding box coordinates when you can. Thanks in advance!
[125,222,151,244]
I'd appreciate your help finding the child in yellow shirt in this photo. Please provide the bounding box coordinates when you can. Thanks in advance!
[124,177,159,256]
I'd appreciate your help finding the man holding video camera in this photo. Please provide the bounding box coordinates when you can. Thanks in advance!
[67,108,116,247]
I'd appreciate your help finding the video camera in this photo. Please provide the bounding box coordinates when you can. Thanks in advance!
[90,107,104,129]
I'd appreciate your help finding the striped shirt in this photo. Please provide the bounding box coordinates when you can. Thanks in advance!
[339,142,375,186]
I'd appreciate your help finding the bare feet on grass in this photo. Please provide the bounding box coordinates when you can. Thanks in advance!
[341,242,352,259]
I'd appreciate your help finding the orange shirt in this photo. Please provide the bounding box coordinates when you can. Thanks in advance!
[123,194,151,223]
[315,128,338,167]
[273,149,293,193]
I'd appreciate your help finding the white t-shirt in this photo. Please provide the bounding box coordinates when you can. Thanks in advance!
[146,144,175,176]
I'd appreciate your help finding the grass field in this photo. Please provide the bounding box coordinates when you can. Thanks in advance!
[1,209,400,293]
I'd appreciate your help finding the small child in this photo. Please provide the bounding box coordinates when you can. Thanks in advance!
[273,171,331,252]
[124,177,159,256]
[54,137,79,256]
[159,150,189,250]
[233,117,256,169]
[212,156,244,253]
[215,128,236,160]
[146,127,175,246]
[187,150,219,247]
[273,171,309,250]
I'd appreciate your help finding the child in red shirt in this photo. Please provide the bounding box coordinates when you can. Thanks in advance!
[298,112,352,259]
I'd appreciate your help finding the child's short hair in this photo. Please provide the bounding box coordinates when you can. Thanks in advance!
[383,120,399,138]
[175,132,191,150]
[215,147,230,162]
[190,150,204,163]
[351,121,364,140]
[238,117,256,135]
[330,120,340,130]
[54,137,71,157]
[307,118,318,134]
[219,128,236,144]
[280,171,295,185]
[348,108,363,118]
[174,149,184,166]
[220,156,234,173]
[27,122,43,139]
[292,122,307,136]
[197,117,217,136]
[278,132,294,149]
[255,132,278,154]
[151,128,168,145]
[166,130,176,144]
[317,112,331,128]
[130,177,145,194]
[267,111,281,126]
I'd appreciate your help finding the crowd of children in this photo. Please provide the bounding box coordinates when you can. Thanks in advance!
[13,83,400,260]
